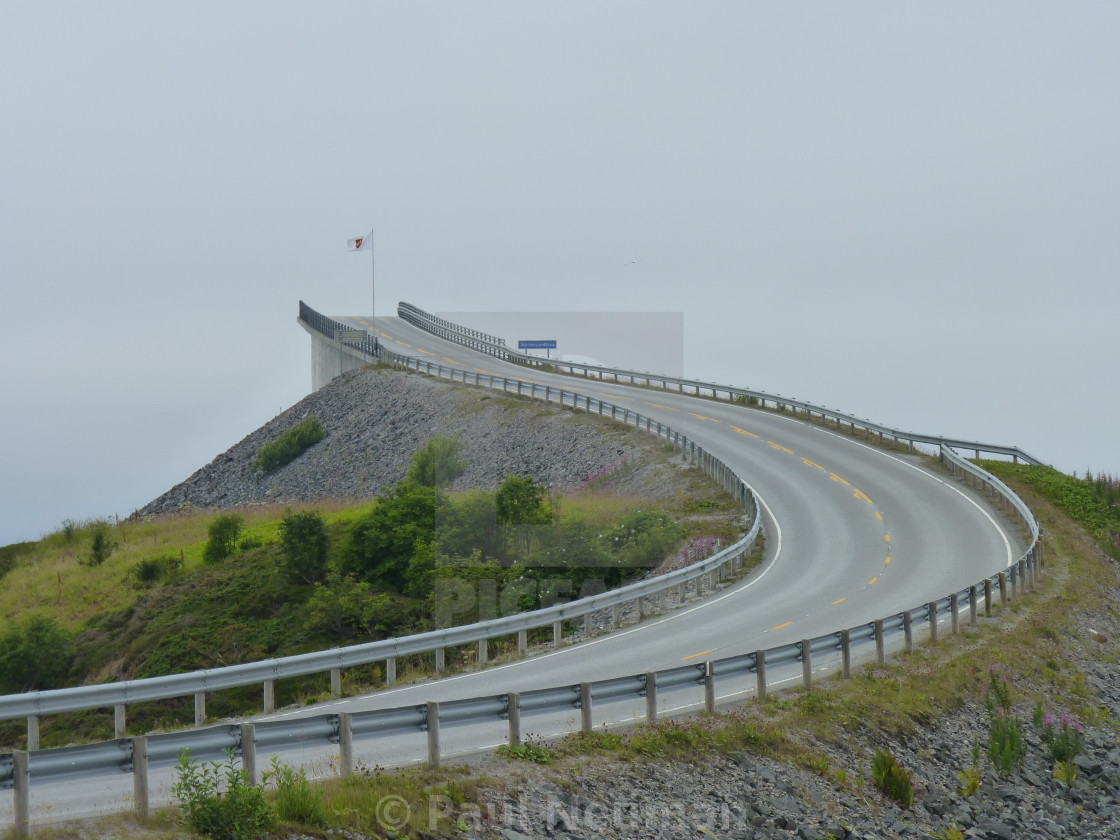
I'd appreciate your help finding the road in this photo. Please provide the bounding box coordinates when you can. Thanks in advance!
[4,312,1027,828]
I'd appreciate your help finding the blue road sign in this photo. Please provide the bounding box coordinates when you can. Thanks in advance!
[518,340,557,350]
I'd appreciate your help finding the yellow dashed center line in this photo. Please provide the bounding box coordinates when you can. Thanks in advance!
[443,357,457,364]
[832,597,847,606]
[770,621,793,632]
[885,534,891,543]
[853,488,873,504]
[682,650,713,661]
[830,473,850,486]
[768,441,794,453]
[885,557,891,565]
[646,401,678,411]
[690,412,720,423]
[731,425,759,437]
[802,458,826,471]
[875,512,883,521]
[868,577,879,585]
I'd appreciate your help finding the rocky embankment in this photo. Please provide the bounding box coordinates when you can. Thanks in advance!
[137,366,687,517]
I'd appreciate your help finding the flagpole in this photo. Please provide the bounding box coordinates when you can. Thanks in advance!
[371,229,375,318]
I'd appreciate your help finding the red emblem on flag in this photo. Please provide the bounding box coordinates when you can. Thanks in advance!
[354,238,363,249]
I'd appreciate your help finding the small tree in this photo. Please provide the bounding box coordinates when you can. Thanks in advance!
[279,510,329,584]
[496,474,552,556]
[203,514,244,564]
[407,433,468,488]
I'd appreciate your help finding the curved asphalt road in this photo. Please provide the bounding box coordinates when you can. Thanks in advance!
[4,313,1028,827]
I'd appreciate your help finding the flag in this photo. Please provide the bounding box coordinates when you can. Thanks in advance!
[347,229,373,251]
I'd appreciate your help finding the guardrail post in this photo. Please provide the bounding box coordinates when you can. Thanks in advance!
[584,613,593,636]
[875,620,885,664]
[435,648,445,672]
[331,668,342,697]
[263,680,275,714]
[114,704,127,738]
[27,716,39,751]
[801,640,812,688]
[999,571,1008,608]
[705,661,716,714]
[1010,565,1018,600]
[479,639,488,666]
[553,621,562,646]
[755,650,767,700]
[645,672,657,723]
[928,602,938,643]
[13,750,29,837]
[240,723,258,785]
[840,629,851,677]
[132,735,149,820]
[903,611,914,652]
[426,702,441,767]
[518,629,527,656]
[580,683,593,733]
[984,579,993,617]
[508,693,521,747]
[194,692,206,726]
[337,714,353,777]
[386,657,396,686]
[950,593,960,635]
[611,605,620,629]
[969,585,978,626]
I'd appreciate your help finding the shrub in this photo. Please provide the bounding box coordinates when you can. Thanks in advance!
[0,615,75,693]
[407,433,468,488]
[130,553,183,587]
[203,514,244,564]
[253,416,326,474]
[871,750,914,807]
[279,510,329,584]
[83,522,117,567]
[265,756,327,826]
[172,749,274,840]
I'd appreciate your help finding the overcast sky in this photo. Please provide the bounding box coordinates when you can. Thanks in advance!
[2,2,1117,547]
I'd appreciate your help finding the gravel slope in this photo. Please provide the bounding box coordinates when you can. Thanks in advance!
[137,366,691,517]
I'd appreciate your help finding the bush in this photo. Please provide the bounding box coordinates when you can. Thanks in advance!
[253,416,326,474]
[204,514,244,564]
[0,615,75,693]
[172,749,274,840]
[407,433,468,488]
[279,510,329,584]
[872,750,914,807]
[130,553,183,587]
[83,522,117,567]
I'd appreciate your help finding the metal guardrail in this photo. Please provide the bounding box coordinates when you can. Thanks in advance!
[396,301,1045,466]
[299,300,382,359]
[1,514,1042,799]
[0,310,761,724]
[0,302,1046,825]
[397,301,507,348]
